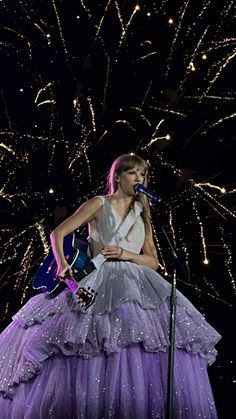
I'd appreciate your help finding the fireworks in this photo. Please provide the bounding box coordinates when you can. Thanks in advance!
[0,0,235,322]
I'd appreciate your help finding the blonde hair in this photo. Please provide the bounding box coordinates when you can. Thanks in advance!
[107,154,151,229]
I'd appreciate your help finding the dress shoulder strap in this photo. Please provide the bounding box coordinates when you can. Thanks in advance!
[96,195,105,205]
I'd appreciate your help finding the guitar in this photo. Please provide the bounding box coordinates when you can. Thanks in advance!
[33,232,97,310]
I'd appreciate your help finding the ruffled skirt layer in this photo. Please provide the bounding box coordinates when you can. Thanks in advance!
[1,345,217,419]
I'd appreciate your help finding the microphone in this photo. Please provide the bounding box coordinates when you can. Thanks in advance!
[134,183,161,202]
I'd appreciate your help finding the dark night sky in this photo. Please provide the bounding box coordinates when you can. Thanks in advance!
[0,1,236,417]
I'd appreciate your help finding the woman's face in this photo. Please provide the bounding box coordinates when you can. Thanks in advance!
[116,165,146,195]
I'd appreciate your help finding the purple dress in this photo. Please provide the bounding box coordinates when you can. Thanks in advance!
[0,196,221,418]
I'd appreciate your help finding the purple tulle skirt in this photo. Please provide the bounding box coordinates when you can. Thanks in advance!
[1,344,217,419]
[0,261,220,418]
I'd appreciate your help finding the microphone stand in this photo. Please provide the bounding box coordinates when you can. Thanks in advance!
[150,200,179,419]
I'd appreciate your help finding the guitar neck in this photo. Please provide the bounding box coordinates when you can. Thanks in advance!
[64,278,79,293]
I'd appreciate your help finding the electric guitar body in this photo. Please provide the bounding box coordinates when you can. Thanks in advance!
[33,232,97,310]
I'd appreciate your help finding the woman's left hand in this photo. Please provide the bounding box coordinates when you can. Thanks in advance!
[102,245,127,260]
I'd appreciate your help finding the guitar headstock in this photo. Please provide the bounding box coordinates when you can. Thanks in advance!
[76,286,97,310]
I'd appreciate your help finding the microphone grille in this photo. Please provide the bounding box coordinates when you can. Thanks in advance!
[134,183,142,192]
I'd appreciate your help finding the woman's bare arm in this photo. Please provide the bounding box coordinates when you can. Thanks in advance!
[50,197,102,275]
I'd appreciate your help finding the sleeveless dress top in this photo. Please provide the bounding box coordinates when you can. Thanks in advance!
[88,196,145,268]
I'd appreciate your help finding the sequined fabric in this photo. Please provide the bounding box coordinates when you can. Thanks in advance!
[0,196,221,418]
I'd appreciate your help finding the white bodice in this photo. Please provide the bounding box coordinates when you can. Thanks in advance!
[88,196,145,268]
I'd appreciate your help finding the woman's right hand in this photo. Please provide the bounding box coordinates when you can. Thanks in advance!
[56,263,74,280]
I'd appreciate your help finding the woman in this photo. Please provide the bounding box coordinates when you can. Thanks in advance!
[0,154,221,418]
